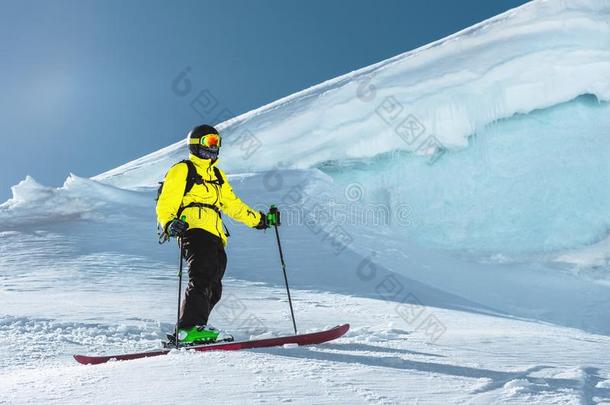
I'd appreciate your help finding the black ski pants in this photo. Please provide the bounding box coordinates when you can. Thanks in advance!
[179,229,227,329]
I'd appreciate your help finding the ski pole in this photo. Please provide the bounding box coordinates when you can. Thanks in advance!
[175,216,186,348]
[269,205,297,335]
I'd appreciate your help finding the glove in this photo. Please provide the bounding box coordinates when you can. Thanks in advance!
[255,206,281,230]
[166,218,189,237]
[254,211,270,230]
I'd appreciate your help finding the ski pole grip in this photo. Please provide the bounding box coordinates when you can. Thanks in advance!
[269,205,281,226]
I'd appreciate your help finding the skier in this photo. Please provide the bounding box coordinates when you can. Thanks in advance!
[73,124,347,364]
[156,124,271,345]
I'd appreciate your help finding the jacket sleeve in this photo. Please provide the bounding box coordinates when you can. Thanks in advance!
[218,169,262,228]
[156,163,188,231]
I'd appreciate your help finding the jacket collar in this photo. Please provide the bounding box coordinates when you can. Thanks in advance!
[189,153,219,170]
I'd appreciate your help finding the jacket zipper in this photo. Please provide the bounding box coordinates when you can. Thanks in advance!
[206,166,223,239]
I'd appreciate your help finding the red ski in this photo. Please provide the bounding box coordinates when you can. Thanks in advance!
[74,323,349,365]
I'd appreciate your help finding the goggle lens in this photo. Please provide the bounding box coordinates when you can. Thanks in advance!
[201,134,221,148]
[188,133,222,148]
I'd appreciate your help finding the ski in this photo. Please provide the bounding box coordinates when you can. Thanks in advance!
[74,323,349,365]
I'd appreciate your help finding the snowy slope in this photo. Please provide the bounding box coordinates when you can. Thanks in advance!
[2,171,610,404]
[2,0,610,404]
[91,0,610,261]
[94,0,610,186]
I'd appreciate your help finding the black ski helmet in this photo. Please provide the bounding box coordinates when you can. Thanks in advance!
[188,124,221,160]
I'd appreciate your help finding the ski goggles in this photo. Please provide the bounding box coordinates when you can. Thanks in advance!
[188,133,222,148]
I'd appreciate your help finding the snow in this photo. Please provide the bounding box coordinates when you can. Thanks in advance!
[2,0,610,403]
[0,174,150,227]
[555,236,610,270]
[93,0,610,187]
[2,275,610,403]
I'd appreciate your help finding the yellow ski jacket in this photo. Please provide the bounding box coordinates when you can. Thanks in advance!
[156,154,262,245]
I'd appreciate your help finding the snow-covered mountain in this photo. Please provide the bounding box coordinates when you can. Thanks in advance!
[2,1,610,403]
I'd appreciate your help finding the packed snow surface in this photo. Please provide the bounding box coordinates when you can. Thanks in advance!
[2,0,610,403]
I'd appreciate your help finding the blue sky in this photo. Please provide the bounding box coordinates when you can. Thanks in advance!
[0,0,529,200]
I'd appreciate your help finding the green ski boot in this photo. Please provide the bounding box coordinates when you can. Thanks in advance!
[169,325,233,347]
